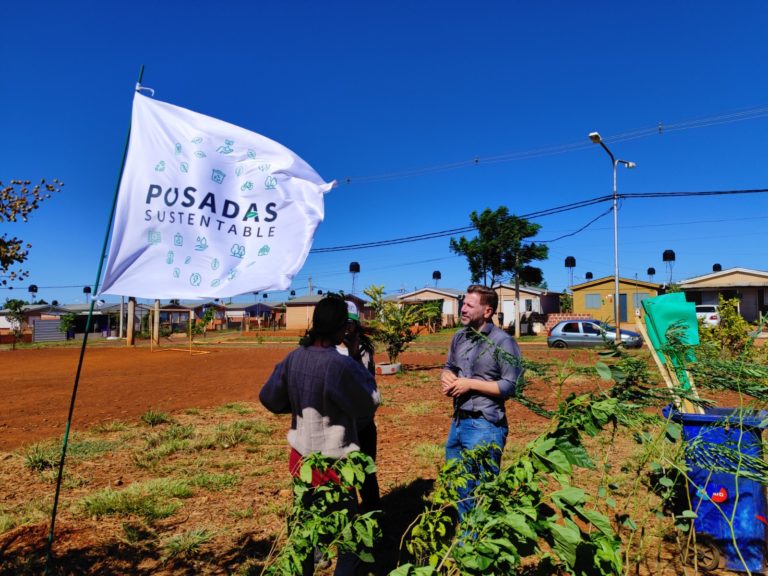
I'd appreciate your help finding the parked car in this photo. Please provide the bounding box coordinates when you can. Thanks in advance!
[547,319,642,348]
[695,305,720,328]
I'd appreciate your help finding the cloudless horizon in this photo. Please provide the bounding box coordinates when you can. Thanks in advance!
[3,1,767,306]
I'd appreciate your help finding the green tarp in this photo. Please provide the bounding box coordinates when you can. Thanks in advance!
[641,292,699,389]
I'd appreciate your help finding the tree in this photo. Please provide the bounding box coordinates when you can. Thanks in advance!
[450,207,548,336]
[364,285,423,365]
[4,298,27,350]
[59,312,78,341]
[1,179,62,287]
[420,300,442,334]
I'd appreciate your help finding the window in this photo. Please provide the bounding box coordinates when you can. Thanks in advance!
[633,292,650,308]
[585,293,601,309]
[582,322,601,335]
[525,299,533,312]
[562,322,580,333]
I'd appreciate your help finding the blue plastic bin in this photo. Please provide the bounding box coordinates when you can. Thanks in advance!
[664,406,768,572]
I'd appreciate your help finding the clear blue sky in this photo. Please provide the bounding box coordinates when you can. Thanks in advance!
[3,1,767,305]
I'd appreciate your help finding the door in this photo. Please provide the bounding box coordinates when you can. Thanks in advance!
[619,294,628,323]
[502,300,516,328]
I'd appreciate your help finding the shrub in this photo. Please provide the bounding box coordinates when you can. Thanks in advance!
[697,296,756,360]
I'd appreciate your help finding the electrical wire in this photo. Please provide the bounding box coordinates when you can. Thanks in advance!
[310,187,768,253]
[342,105,768,184]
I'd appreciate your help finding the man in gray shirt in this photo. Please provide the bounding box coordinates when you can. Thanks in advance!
[441,284,523,519]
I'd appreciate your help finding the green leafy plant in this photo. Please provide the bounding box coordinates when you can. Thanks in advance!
[697,296,757,360]
[364,284,424,365]
[192,306,216,340]
[262,451,380,575]
[419,301,443,334]
[398,392,629,575]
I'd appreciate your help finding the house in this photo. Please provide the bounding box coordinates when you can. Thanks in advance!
[679,267,768,322]
[570,276,663,324]
[224,301,281,329]
[284,294,368,331]
[493,284,561,329]
[0,303,69,332]
[392,287,465,327]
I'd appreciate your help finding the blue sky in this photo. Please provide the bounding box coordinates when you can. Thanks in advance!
[3,1,767,305]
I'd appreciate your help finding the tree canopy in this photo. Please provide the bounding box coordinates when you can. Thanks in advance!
[449,206,549,288]
[1,179,63,287]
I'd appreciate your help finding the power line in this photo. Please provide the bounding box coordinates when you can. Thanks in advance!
[310,187,768,253]
[342,105,768,185]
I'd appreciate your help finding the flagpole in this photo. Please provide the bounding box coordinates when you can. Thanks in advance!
[45,65,146,573]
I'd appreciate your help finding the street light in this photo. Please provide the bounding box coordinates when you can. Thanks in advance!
[589,131,636,344]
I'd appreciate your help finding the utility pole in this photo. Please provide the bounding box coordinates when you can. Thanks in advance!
[308,275,313,295]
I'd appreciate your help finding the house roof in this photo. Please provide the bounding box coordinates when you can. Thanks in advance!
[395,287,464,301]
[570,276,662,291]
[679,267,768,288]
[284,294,367,307]
[492,283,557,296]
[0,303,71,315]
[224,302,277,312]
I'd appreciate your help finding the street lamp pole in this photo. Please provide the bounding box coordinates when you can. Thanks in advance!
[589,132,635,344]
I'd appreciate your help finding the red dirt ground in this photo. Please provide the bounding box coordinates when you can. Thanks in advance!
[0,345,296,451]
[0,342,595,452]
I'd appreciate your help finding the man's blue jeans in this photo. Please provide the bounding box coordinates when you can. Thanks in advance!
[445,416,508,519]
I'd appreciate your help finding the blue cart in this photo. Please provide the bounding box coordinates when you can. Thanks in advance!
[665,406,768,573]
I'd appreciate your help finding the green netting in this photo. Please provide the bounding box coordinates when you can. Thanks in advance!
[641,292,699,389]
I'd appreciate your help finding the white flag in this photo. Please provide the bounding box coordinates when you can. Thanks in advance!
[100,92,333,299]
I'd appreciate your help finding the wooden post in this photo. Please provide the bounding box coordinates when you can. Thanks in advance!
[126,297,135,346]
[153,299,160,346]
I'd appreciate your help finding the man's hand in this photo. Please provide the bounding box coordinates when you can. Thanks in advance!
[445,377,474,397]
[441,370,457,396]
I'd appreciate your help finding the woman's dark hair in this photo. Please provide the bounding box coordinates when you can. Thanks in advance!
[299,294,348,347]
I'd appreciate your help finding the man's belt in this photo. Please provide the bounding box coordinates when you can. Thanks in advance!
[455,409,484,420]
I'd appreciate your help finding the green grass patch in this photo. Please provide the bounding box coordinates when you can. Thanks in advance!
[189,472,239,491]
[213,420,271,448]
[132,424,197,469]
[0,513,16,533]
[216,402,255,415]
[229,506,254,519]
[23,437,115,471]
[79,478,193,521]
[141,409,173,427]
[414,442,444,467]
[162,528,214,560]
[404,401,437,416]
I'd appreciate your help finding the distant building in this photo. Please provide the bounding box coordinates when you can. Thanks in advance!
[392,287,464,327]
[284,294,368,331]
[570,276,663,324]
[492,284,561,329]
[679,267,768,322]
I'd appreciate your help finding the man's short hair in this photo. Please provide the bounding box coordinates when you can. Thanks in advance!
[467,284,498,313]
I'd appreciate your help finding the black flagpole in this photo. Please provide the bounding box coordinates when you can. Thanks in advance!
[44,65,146,574]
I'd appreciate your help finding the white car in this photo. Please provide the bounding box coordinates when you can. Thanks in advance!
[696,305,720,328]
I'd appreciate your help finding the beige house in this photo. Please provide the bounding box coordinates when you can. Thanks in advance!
[679,267,768,322]
[284,294,368,331]
[393,287,464,327]
[571,276,662,324]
